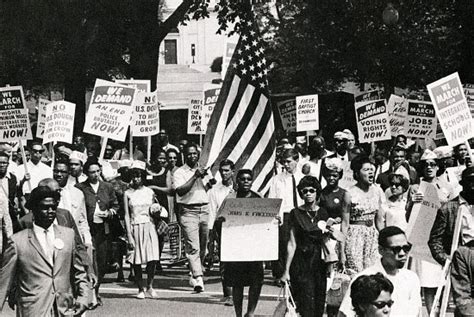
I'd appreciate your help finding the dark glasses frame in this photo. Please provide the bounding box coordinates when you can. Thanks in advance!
[371,299,394,309]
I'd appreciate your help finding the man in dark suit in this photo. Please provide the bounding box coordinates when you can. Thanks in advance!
[0,151,20,233]
[0,186,89,316]
[451,240,474,316]
[429,167,474,266]
[76,158,119,302]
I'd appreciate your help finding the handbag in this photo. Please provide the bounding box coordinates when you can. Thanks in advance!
[326,269,351,308]
[273,281,298,317]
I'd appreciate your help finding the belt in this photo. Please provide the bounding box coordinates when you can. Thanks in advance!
[181,203,208,207]
[350,219,374,227]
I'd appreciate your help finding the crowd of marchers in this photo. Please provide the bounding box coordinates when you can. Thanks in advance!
[0,128,473,317]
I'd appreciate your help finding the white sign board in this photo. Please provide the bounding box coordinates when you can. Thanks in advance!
[220,198,281,262]
[0,86,33,141]
[36,98,51,139]
[132,92,159,137]
[406,182,441,264]
[403,100,437,139]
[296,94,319,132]
[427,72,474,146]
[84,79,137,142]
[355,99,391,143]
[43,101,76,144]
[187,98,203,134]
[387,94,407,137]
[115,79,151,93]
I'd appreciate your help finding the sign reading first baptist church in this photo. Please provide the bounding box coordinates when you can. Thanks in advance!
[0,86,33,141]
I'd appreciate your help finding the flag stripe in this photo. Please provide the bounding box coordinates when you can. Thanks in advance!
[226,78,250,128]
[250,131,275,181]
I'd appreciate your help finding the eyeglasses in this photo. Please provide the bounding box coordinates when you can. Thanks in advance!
[371,300,394,309]
[424,162,437,168]
[301,188,316,194]
[31,149,44,154]
[387,242,412,254]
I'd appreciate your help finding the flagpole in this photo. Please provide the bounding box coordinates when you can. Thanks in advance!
[99,137,107,161]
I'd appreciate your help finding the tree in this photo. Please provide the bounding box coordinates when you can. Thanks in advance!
[258,0,472,96]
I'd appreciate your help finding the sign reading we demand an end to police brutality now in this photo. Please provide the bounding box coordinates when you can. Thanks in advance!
[427,72,474,146]
[355,99,391,143]
[84,79,137,142]
[0,86,33,141]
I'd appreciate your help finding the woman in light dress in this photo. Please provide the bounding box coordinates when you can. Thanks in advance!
[124,163,161,299]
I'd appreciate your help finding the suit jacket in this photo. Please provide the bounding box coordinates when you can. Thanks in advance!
[75,180,119,236]
[428,197,461,266]
[19,208,92,268]
[0,225,88,316]
[60,185,92,246]
[451,242,474,317]
[2,173,20,233]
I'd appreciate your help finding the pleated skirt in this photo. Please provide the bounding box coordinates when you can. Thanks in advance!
[131,222,160,265]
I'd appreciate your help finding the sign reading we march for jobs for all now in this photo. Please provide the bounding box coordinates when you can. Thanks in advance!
[0,86,32,141]
[84,79,137,142]
[427,72,474,146]
[355,99,391,143]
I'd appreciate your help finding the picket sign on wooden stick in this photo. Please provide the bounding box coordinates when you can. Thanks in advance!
[18,140,32,193]
[147,136,152,165]
[51,141,56,165]
[129,130,133,160]
[99,138,108,161]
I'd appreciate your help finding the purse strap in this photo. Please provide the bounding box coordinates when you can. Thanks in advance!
[284,281,296,307]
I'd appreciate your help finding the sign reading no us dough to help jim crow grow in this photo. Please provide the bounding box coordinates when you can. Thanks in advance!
[83,79,137,142]
[132,92,160,137]
[427,72,474,146]
[42,101,76,144]
[355,99,392,143]
[296,94,319,132]
[0,86,33,142]
[402,100,437,139]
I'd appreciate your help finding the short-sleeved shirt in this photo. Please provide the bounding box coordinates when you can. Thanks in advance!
[173,163,211,204]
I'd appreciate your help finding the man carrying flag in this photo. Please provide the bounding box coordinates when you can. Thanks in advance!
[199,9,276,196]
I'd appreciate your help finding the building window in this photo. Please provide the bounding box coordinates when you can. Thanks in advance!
[164,39,177,64]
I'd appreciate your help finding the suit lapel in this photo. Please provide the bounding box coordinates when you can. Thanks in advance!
[53,224,66,274]
[28,228,53,269]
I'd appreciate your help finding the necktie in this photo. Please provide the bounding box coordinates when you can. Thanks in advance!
[44,229,54,263]
[292,175,298,208]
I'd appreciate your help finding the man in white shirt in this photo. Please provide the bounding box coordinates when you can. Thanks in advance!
[17,142,52,196]
[207,159,235,304]
[0,142,19,177]
[68,151,88,186]
[53,161,92,248]
[173,143,213,292]
[338,226,421,317]
[268,149,304,278]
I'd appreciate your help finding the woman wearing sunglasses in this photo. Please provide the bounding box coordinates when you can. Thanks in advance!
[350,273,394,317]
[408,149,456,314]
[280,176,329,317]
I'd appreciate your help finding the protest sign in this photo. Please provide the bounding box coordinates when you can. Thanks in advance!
[387,95,407,137]
[132,92,159,137]
[115,79,150,93]
[42,101,75,144]
[201,84,221,134]
[406,182,441,264]
[296,94,319,132]
[355,99,391,143]
[465,83,474,119]
[187,98,203,134]
[220,198,281,261]
[355,89,382,102]
[427,72,474,146]
[276,99,296,132]
[36,98,51,139]
[84,79,137,142]
[0,86,32,141]
[402,100,437,139]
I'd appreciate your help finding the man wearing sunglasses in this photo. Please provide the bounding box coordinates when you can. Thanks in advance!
[338,226,421,317]
[16,141,52,196]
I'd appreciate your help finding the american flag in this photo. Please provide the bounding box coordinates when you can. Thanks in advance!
[199,14,276,194]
